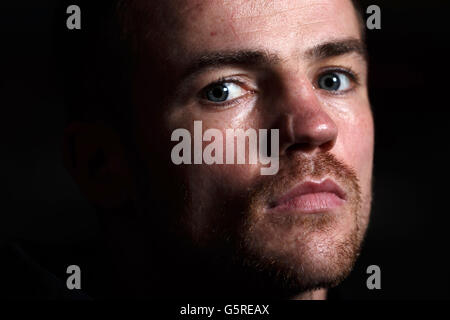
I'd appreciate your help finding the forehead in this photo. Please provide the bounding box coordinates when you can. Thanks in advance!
[139,0,360,61]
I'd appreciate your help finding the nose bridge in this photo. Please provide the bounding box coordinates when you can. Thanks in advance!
[276,71,338,153]
[288,76,321,113]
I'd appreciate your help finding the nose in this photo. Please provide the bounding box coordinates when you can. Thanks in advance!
[274,76,338,155]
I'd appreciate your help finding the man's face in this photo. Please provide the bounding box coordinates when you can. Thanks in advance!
[131,0,373,292]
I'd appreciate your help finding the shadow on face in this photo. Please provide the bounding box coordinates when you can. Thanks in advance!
[64,0,374,298]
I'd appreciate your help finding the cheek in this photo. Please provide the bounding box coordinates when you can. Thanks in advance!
[184,136,263,200]
[182,153,264,244]
[172,103,265,192]
[336,108,374,192]
[172,110,265,233]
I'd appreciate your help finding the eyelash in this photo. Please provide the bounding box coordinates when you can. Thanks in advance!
[198,76,256,108]
[315,66,361,94]
[198,66,361,106]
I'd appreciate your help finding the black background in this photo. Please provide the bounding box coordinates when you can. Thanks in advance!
[0,0,449,299]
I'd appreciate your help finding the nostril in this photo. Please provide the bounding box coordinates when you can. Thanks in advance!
[283,136,336,155]
[285,142,316,154]
[320,139,336,151]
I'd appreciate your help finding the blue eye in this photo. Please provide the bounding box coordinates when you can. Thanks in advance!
[204,82,247,103]
[206,84,229,102]
[318,72,352,92]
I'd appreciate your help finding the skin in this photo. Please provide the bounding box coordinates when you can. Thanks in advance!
[65,0,373,299]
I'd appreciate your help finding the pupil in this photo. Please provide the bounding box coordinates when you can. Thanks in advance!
[325,77,336,87]
[207,84,229,101]
[321,73,340,90]
[213,87,225,98]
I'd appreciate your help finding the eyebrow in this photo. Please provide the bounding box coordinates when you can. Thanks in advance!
[180,50,281,81]
[180,38,367,82]
[304,38,367,61]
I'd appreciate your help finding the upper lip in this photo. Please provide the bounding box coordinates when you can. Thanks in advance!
[269,178,347,208]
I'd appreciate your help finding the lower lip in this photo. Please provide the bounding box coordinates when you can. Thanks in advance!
[269,192,345,214]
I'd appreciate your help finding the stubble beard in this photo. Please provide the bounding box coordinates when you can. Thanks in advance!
[231,152,370,294]
[134,152,371,297]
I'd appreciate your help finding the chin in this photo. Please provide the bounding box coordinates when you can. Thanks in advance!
[236,207,367,293]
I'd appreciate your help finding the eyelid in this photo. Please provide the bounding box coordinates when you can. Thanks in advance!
[198,75,257,108]
[314,66,361,94]
[202,75,256,91]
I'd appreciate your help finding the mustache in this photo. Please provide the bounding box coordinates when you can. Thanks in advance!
[250,152,362,207]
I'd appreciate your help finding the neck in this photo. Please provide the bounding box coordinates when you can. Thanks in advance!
[292,289,327,300]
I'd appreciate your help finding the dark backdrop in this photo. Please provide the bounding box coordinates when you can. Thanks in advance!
[0,0,449,299]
